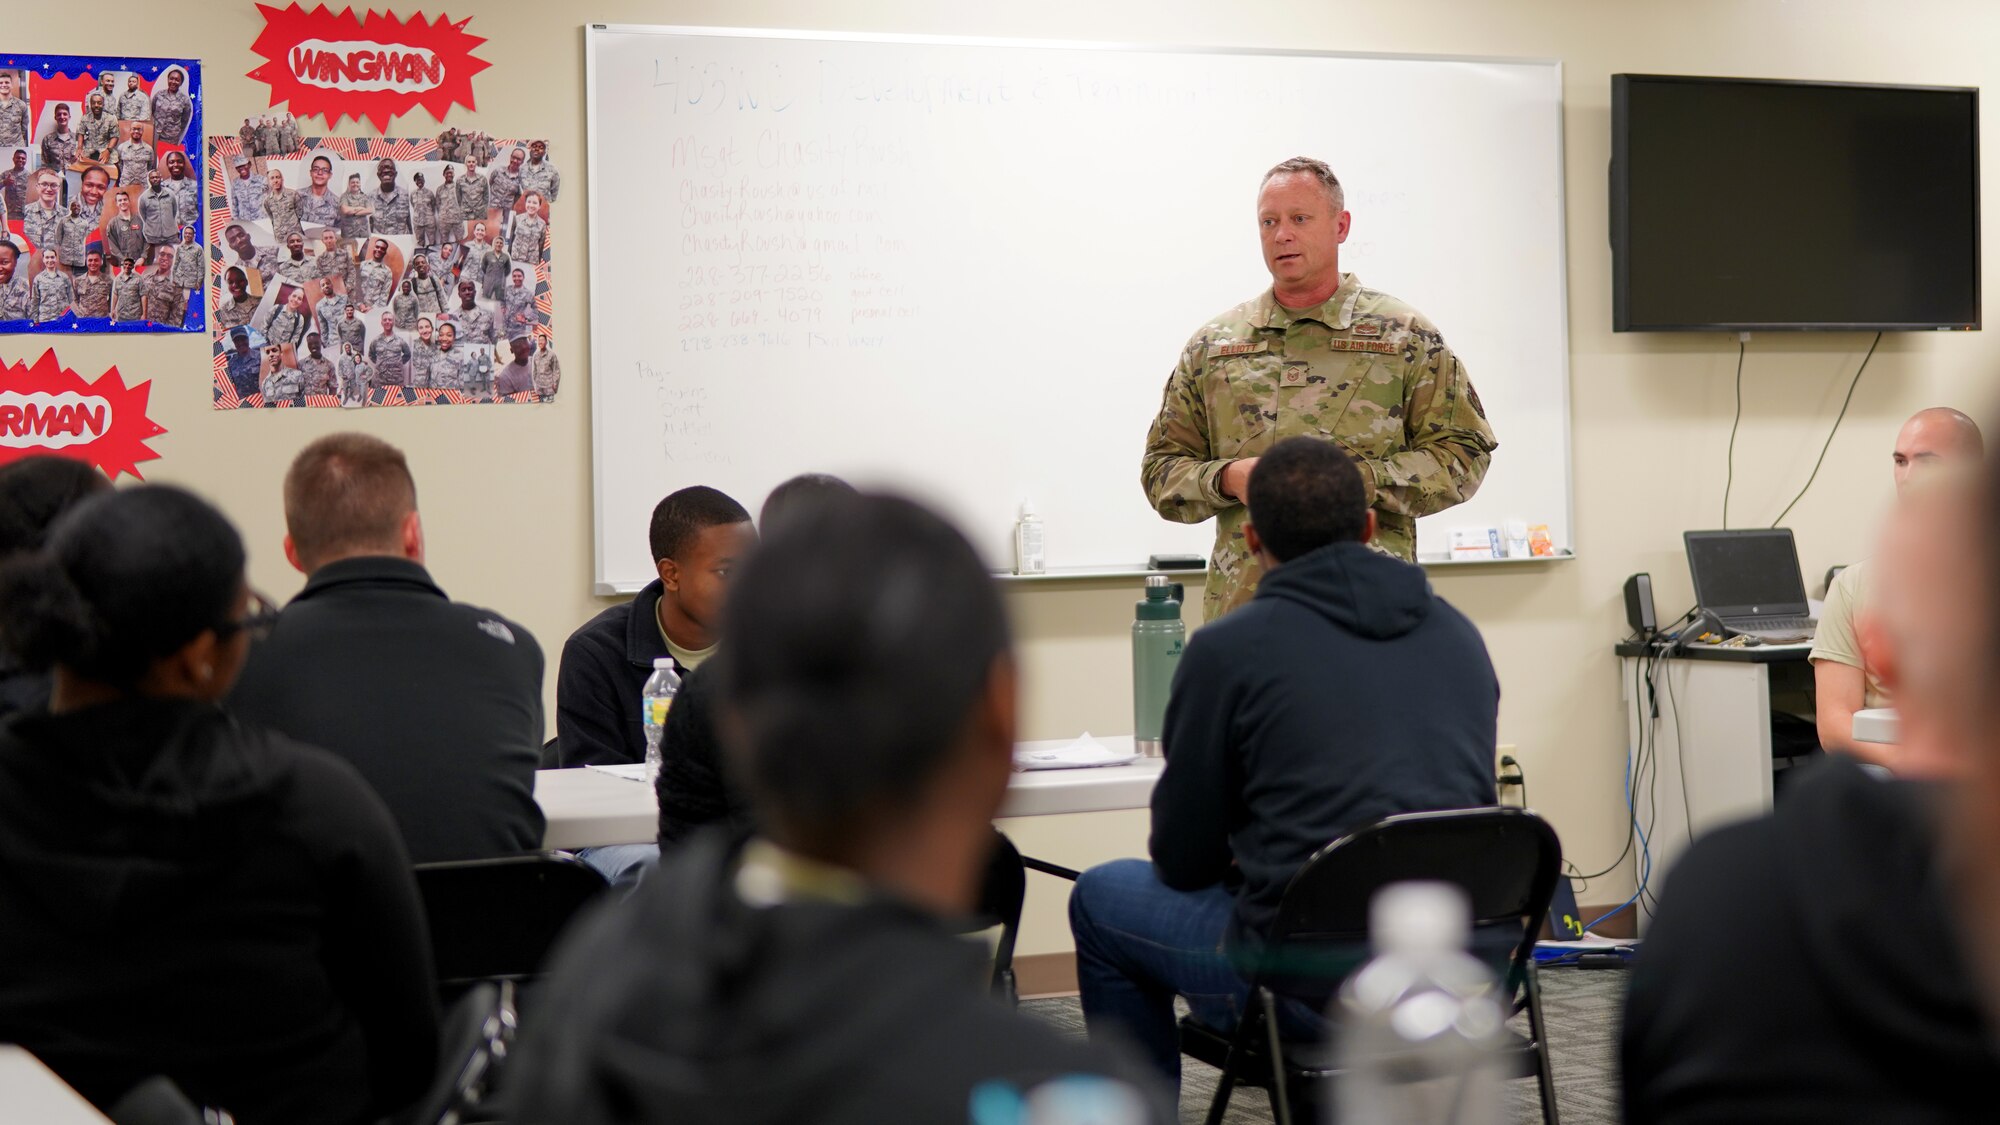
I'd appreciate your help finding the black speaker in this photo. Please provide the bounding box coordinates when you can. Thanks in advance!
[1624,572,1657,637]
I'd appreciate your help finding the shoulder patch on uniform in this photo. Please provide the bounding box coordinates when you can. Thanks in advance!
[1206,340,1269,359]
[476,619,516,645]
[1350,319,1383,337]
[1325,339,1399,354]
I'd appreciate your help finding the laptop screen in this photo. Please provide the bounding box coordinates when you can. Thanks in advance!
[1684,529,1809,617]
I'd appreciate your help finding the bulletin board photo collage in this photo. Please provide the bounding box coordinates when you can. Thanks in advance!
[0,55,203,333]
[206,132,560,409]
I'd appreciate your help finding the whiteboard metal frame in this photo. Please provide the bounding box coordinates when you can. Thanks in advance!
[583,24,1575,595]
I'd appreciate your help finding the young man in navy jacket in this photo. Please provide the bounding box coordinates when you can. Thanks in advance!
[1070,436,1500,1087]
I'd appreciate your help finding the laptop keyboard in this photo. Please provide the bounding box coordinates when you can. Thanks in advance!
[1738,616,1815,632]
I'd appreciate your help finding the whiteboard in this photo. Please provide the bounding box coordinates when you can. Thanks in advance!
[586,26,1571,592]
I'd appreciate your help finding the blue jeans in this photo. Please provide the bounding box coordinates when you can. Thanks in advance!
[576,843,658,888]
[1070,858,1327,1089]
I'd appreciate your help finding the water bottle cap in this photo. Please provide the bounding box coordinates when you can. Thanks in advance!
[1370,881,1471,954]
[1019,500,1038,519]
[1146,574,1169,589]
[654,657,675,670]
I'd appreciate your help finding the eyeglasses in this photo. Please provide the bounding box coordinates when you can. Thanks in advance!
[217,590,281,643]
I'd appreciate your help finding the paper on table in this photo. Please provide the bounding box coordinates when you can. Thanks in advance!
[1013,732,1141,771]
[587,763,651,782]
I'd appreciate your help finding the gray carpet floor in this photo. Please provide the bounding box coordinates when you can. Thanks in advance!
[1021,964,1625,1124]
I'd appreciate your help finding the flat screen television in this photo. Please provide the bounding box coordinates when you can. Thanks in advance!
[1612,74,1980,332]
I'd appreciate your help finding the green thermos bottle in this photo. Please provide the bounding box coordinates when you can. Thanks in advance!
[1132,575,1185,757]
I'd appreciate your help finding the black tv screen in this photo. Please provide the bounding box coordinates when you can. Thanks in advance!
[1612,74,1980,332]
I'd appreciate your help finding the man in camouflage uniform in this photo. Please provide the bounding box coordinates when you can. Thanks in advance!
[522,140,560,203]
[1142,157,1496,619]
[298,333,336,397]
[171,227,204,294]
[29,249,74,324]
[470,131,497,167]
[274,231,313,287]
[445,279,495,347]
[368,159,411,236]
[105,194,146,266]
[223,331,262,399]
[54,202,95,270]
[0,150,28,223]
[114,123,154,187]
[390,278,419,328]
[434,165,466,252]
[407,253,447,318]
[0,75,30,148]
[227,155,267,221]
[151,68,192,147]
[94,75,121,121]
[437,127,462,164]
[145,250,186,325]
[532,337,561,401]
[339,345,375,406]
[116,75,150,122]
[336,173,373,240]
[20,171,65,253]
[257,116,280,156]
[280,114,299,154]
[456,162,488,225]
[39,105,78,171]
[138,171,179,265]
[488,147,526,219]
[311,277,347,342]
[357,239,395,311]
[300,155,340,228]
[73,251,111,318]
[78,94,118,163]
[262,351,305,406]
[410,171,439,248]
[265,169,305,245]
[216,267,260,330]
[238,117,258,155]
[222,223,278,288]
[109,258,145,324]
[333,304,367,356]
[369,313,411,370]
[312,228,356,295]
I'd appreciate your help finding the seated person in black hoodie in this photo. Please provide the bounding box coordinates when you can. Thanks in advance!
[1623,473,2000,1124]
[511,492,1174,1125]
[557,484,755,769]
[229,433,546,862]
[1070,436,1500,1087]
[0,485,438,1124]
[656,472,856,849]
[0,455,108,719]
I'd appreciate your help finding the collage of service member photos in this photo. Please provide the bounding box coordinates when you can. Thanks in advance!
[0,56,204,334]
[207,130,561,409]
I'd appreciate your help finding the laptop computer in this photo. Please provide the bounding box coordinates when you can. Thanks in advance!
[1683,529,1817,643]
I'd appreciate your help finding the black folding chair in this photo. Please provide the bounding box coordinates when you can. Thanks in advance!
[1178,806,1563,1125]
[390,980,517,1125]
[412,851,610,993]
[967,830,1026,1005]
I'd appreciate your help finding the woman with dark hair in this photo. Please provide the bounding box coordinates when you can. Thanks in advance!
[0,455,109,717]
[0,485,438,1124]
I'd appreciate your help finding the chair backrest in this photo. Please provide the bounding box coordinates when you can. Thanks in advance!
[413,852,610,988]
[974,830,1026,995]
[1252,806,1562,1002]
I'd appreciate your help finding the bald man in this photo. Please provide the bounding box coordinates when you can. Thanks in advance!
[1811,406,1984,765]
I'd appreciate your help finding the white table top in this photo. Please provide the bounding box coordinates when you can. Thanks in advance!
[0,1046,112,1123]
[535,734,1165,849]
[1852,708,1899,745]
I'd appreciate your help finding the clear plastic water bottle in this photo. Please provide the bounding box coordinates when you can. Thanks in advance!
[641,656,681,784]
[1332,882,1507,1125]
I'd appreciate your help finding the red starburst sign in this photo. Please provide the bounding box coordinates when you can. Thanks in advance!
[247,4,489,132]
[0,351,167,480]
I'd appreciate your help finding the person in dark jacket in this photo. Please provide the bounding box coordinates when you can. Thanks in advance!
[1625,472,2000,1124]
[0,485,439,1125]
[512,492,1172,1125]
[0,455,109,719]
[229,434,546,862]
[655,472,856,850]
[557,484,754,769]
[1070,436,1500,1085]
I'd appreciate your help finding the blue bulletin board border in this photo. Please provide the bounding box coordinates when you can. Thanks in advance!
[0,52,204,335]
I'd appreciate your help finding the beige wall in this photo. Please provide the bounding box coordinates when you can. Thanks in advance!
[6,1,1996,956]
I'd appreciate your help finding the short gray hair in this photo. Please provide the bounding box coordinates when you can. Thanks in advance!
[1261,156,1345,213]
